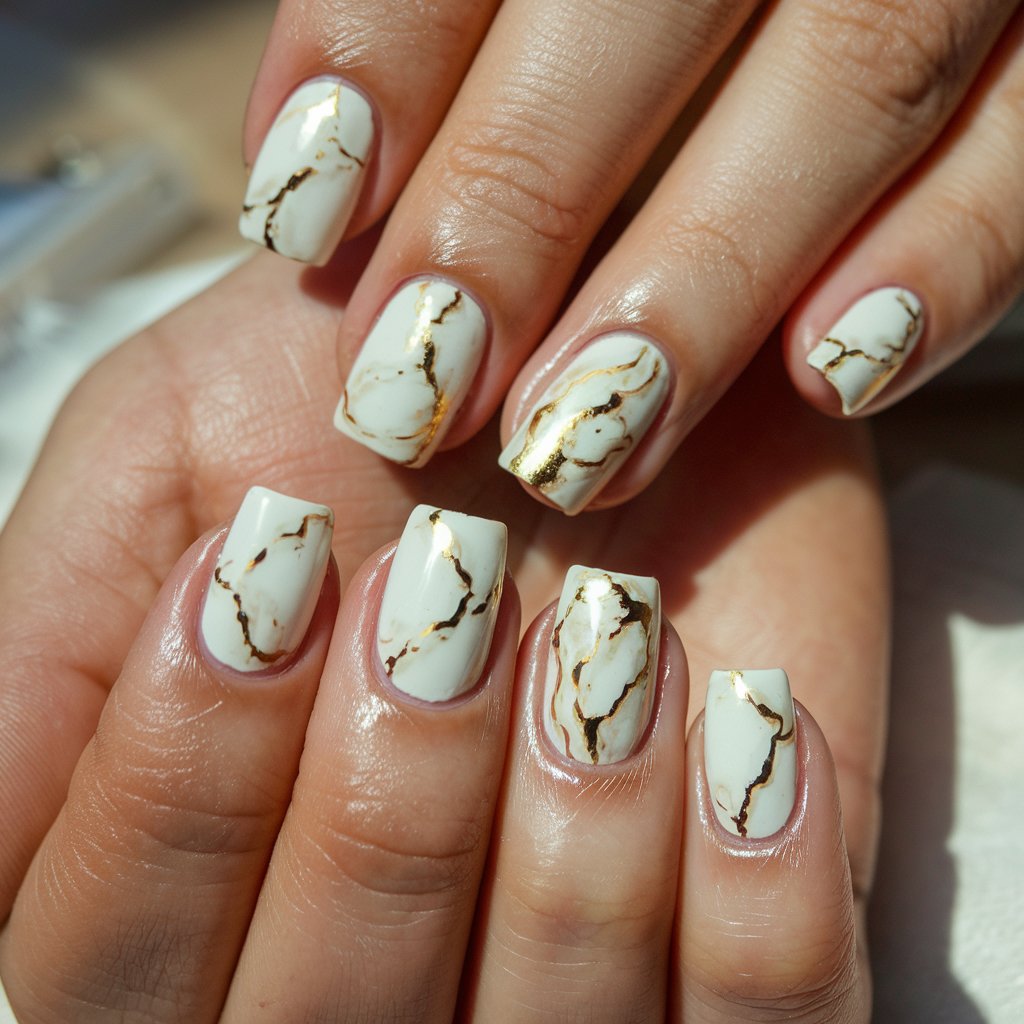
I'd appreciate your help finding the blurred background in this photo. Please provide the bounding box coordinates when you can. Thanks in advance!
[0,2,1022,1020]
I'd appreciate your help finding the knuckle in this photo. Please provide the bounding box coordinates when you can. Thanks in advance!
[800,0,973,131]
[662,211,777,333]
[686,919,860,1020]
[291,787,485,907]
[931,184,1021,309]
[80,725,281,861]
[438,112,594,255]
[504,865,665,952]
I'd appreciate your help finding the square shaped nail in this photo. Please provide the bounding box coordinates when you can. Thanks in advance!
[377,505,506,702]
[544,565,661,765]
[704,669,796,839]
[239,78,373,265]
[498,332,669,515]
[335,280,487,466]
[201,486,334,672]
[806,287,923,414]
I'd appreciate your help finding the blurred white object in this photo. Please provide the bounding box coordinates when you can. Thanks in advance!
[0,139,195,361]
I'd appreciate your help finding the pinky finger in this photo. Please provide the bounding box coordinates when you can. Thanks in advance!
[676,671,869,1023]
[787,11,1024,417]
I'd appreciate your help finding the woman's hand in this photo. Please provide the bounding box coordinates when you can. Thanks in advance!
[240,0,1024,513]
[0,247,886,1019]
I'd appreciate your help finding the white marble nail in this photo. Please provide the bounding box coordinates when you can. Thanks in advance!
[544,565,660,765]
[335,280,487,467]
[377,505,506,702]
[704,669,796,839]
[806,287,924,414]
[201,487,334,672]
[239,78,373,265]
[498,333,669,515]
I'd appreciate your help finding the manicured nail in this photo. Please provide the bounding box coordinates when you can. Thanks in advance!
[704,669,797,839]
[498,333,669,515]
[201,487,334,672]
[806,287,924,414]
[377,505,506,702]
[544,565,660,765]
[239,78,373,265]
[335,280,487,467]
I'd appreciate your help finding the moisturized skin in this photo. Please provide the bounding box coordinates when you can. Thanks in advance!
[239,78,373,265]
[201,486,334,672]
[544,565,660,765]
[806,287,924,414]
[335,280,487,466]
[499,333,670,515]
[704,669,797,839]
[377,505,506,702]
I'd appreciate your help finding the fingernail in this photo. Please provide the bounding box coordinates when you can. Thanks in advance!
[335,280,487,467]
[544,565,660,765]
[498,332,669,515]
[704,669,797,839]
[239,78,374,265]
[201,486,334,672]
[806,287,924,414]
[377,505,506,701]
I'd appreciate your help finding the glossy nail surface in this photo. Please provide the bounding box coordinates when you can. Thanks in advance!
[335,280,487,466]
[806,287,924,414]
[378,505,506,702]
[239,78,373,265]
[704,669,796,839]
[544,565,660,765]
[499,333,669,515]
[201,487,334,672]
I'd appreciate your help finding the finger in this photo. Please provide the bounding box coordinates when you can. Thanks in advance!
[789,8,1024,415]
[0,487,337,1023]
[222,505,518,1023]
[677,678,868,1022]
[331,0,761,466]
[239,0,501,264]
[498,0,1017,514]
[462,566,687,1022]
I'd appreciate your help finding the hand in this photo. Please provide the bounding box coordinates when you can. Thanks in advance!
[0,249,886,1019]
[240,0,1024,514]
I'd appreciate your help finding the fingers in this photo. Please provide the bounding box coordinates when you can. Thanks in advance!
[222,506,519,1023]
[789,8,1024,415]
[498,0,1017,514]
[331,0,760,466]
[462,566,688,1022]
[0,487,338,1023]
[240,0,502,263]
[677,674,869,1023]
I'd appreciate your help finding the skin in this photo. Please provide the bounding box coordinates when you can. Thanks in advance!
[242,0,1024,513]
[0,246,887,1019]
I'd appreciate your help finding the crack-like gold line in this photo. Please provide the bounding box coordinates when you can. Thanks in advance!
[507,350,662,491]
[813,292,923,407]
[550,575,654,764]
[341,286,463,464]
[242,166,317,252]
[211,511,329,665]
[383,509,495,677]
[724,671,795,838]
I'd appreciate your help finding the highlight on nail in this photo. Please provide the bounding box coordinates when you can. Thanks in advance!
[498,332,670,515]
[239,77,374,265]
[543,564,661,765]
[377,505,506,702]
[200,486,334,673]
[704,668,797,839]
[806,287,924,414]
[335,279,487,467]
